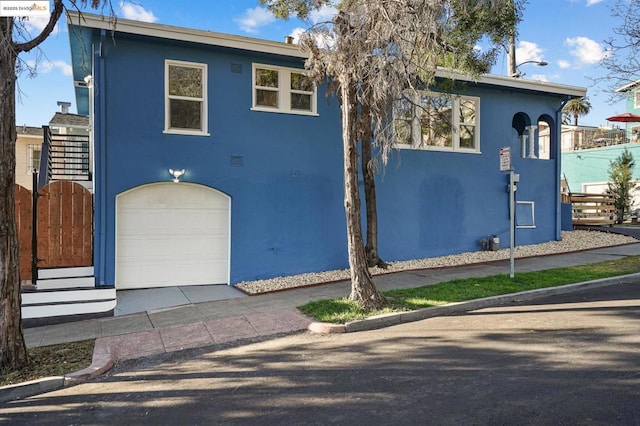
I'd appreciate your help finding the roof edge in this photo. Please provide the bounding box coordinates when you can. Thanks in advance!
[66,11,307,59]
[436,68,586,98]
[67,12,586,98]
[615,79,640,93]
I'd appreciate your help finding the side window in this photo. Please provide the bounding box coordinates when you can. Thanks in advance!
[394,91,480,153]
[28,144,41,173]
[252,64,317,115]
[165,60,208,135]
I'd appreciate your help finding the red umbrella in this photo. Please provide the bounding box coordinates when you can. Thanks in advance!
[606,112,640,122]
[607,113,640,143]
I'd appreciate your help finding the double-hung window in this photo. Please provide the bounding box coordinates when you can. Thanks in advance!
[165,60,208,135]
[252,64,317,115]
[394,91,480,153]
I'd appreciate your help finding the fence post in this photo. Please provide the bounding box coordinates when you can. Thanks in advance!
[31,170,38,286]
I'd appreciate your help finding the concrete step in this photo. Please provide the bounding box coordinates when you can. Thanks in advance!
[36,276,95,290]
[39,266,94,279]
[22,287,116,322]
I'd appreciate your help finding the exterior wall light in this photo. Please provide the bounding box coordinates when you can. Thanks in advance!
[169,168,185,183]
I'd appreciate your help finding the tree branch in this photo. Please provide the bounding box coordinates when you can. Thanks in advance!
[14,0,64,53]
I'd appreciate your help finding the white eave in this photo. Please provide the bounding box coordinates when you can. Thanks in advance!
[68,12,586,98]
[66,11,306,59]
[615,79,640,93]
[436,68,586,98]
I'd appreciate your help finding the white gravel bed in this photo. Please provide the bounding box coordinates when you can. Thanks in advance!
[235,230,637,295]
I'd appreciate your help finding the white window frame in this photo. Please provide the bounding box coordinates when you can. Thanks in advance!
[164,59,209,136]
[393,91,480,153]
[516,201,536,229]
[634,90,640,109]
[251,63,318,116]
[27,144,41,174]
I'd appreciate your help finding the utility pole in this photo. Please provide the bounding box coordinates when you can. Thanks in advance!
[507,0,517,77]
[508,34,516,77]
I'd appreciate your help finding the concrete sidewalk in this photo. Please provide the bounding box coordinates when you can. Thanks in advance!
[4,242,640,402]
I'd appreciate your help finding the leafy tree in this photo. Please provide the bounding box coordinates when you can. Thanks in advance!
[599,0,640,97]
[1,0,111,371]
[261,0,522,310]
[562,97,592,126]
[607,149,637,224]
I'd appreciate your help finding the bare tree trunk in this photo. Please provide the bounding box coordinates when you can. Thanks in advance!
[0,16,28,370]
[359,105,388,269]
[340,76,385,310]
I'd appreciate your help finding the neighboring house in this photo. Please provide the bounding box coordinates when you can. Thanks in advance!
[616,79,640,143]
[43,108,92,190]
[15,104,91,191]
[562,79,640,212]
[67,12,585,290]
[15,125,43,190]
[539,123,627,154]
[562,144,640,213]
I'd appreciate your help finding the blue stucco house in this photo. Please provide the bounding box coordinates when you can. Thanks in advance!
[67,12,585,290]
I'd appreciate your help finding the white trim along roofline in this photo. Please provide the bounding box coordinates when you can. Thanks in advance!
[67,11,586,99]
[615,79,640,93]
[67,11,307,59]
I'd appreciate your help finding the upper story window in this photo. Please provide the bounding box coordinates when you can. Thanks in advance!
[393,91,480,153]
[165,60,208,136]
[252,64,317,116]
[634,90,640,109]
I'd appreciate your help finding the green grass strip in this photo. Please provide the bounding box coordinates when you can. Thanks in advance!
[298,255,640,324]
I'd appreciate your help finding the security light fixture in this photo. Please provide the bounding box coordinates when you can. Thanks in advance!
[169,168,185,183]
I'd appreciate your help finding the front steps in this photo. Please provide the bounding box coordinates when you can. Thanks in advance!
[36,266,95,290]
[22,266,116,327]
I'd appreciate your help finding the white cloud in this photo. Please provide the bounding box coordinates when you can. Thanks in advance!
[516,41,545,63]
[565,36,606,64]
[22,15,56,35]
[235,7,275,34]
[289,27,306,44]
[558,59,571,69]
[120,2,158,23]
[308,5,338,24]
[586,0,604,6]
[26,59,72,76]
[290,26,335,49]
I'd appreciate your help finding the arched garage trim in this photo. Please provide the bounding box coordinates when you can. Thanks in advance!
[115,182,231,289]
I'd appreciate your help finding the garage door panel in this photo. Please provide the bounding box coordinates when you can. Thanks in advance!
[118,235,229,258]
[117,259,228,287]
[116,183,230,289]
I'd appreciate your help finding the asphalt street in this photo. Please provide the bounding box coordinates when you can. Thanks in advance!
[1,281,639,425]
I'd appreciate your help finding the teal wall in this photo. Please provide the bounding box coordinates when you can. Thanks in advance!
[562,143,640,193]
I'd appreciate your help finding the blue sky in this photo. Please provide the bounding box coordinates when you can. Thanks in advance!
[14,0,629,128]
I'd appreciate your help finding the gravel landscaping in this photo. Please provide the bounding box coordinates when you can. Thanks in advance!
[235,230,638,295]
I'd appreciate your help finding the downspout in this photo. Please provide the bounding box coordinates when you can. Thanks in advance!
[96,29,108,286]
[555,96,572,241]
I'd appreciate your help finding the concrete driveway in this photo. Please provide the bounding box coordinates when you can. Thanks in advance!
[2,281,639,425]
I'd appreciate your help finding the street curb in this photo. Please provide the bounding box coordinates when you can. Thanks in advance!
[3,272,639,403]
[308,273,640,334]
[64,338,116,386]
[0,376,65,404]
[0,337,116,404]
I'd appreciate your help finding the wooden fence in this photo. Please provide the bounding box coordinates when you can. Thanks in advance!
[15,181,93,281]
[562,192,616,226]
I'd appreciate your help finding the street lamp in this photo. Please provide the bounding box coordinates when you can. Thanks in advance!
[510,60,548,78]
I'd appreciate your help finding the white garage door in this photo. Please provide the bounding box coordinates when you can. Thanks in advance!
[116,183,230,289]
